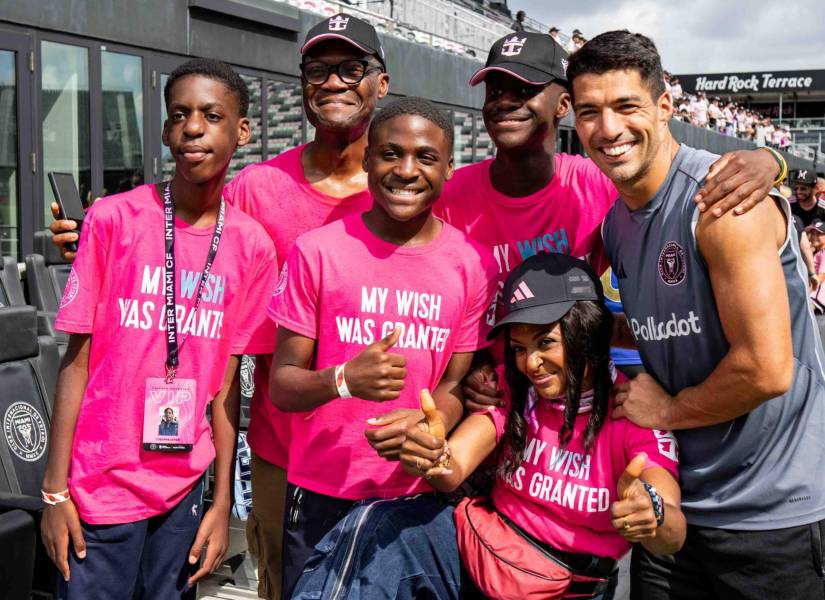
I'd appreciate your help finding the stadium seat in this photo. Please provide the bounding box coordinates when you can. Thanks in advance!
[0,306,53,497]
[0,255,26,308]
[0,508,36,600]
[25,231,72,356]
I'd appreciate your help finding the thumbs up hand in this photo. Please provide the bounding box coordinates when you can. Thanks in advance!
[419,388,446,439]
[400,390,452,480]
[610,453,658,542]
[343,328,407,401]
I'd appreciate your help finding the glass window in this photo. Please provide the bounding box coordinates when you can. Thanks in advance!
[101,50,143,195]
[41,41,91,223]
[452,110,474,168]
[474,114,495,161]
[159,73,175,181]
[265,80,303,158]
[0,51,18,258]
[227,74,262,181]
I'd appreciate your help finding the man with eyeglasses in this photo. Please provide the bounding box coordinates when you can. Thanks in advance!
[221,15,390,599]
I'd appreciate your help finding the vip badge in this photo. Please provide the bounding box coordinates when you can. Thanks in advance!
[658,241,686,286]
[3,402,48,462]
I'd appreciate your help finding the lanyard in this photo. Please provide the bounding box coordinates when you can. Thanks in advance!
[163,181,225,382]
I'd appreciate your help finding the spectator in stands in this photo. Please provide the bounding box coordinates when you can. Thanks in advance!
[670,76,683,99]
[549,26,561,44]
[806,218,825,309]
[269,97,498,599]
[816,176,825,203]
[691,91,709,128]
[707,97,723,131]
[40,58,277,598]
[511,10,526,32]
[569,29,825,599]
[790,168,823,227]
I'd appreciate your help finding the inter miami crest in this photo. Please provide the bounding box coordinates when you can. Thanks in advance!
[3,401,48,462]
[658,241,686,286]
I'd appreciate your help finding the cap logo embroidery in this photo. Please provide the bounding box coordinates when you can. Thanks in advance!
[510,280,535,303]
[798,170,808,180]
[329,15,349,31]
[501,36,526,57]
[560,58,569,75]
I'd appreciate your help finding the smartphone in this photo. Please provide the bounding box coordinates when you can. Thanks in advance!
[48,172,86,253]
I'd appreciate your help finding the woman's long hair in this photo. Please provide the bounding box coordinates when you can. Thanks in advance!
[498,299,614,479]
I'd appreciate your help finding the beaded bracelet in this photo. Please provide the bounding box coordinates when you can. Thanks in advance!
[642,482,665,527]
[759,146,788,187]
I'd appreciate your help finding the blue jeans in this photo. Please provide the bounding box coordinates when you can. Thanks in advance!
[292,495,617,600]
[57,480,204,600]
[292,495,473,599]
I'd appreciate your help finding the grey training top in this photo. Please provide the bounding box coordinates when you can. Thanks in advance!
[602,144,825,530]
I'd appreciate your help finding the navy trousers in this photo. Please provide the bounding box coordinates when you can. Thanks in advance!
[57,480,204,600]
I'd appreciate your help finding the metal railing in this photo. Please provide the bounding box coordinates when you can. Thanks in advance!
[275,0,560,60]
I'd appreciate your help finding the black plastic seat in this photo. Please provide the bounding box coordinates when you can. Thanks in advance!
[0,306,53,496]
[26,231,72,353]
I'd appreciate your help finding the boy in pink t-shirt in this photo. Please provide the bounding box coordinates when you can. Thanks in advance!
[267,97,498,595]
[41,59,277,599]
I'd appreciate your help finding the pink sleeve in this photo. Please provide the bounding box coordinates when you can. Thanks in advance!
[453,251,499,352]
[815,252,825,275]
[623,423,680,481]
[266,239,320,339]
[230,239,278,355]
[54,208,109,334]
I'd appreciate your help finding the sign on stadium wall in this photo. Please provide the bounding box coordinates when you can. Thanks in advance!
[677,69,825,95]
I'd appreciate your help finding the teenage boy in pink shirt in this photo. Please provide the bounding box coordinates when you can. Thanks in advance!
[431,33,786,410]
[267,97,498,595]
[40,58,277,599]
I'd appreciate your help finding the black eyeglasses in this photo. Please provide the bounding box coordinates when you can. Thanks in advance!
[300,59,383,86]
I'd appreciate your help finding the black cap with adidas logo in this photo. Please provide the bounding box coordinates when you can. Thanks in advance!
[488,253,601,340]
[470,31,569,87]
[301,13,386,67]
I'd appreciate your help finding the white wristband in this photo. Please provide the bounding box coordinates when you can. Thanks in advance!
[41,488,71,506]
[334,363,352,398]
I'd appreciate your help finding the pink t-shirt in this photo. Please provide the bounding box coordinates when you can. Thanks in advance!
[485,395,680,560]
[435,154,617,358]
[268,214,498,499]
[55,184,277,524]
[224,145,373,468]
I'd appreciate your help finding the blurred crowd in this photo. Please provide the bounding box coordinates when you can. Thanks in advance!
[665,72,792,148]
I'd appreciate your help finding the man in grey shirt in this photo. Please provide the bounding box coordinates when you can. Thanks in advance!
[568,31,825,599]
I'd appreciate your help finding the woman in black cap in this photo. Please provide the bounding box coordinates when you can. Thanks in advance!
[291,253,685,600]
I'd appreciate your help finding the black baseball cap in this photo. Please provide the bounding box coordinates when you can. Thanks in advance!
[488,253,601,340]
[469,32,569,87]
[793,169,816,186]
[301,13,386,67]
[549,26,559,33]
[807,218,825,234]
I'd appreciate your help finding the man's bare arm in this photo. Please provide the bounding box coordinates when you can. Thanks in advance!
[661,196,792,428]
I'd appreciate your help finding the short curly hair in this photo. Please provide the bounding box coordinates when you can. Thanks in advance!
[164,58,249,117]
[369,96,454,150]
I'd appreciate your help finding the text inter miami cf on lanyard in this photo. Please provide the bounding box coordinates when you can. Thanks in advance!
[163,180,225,383]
